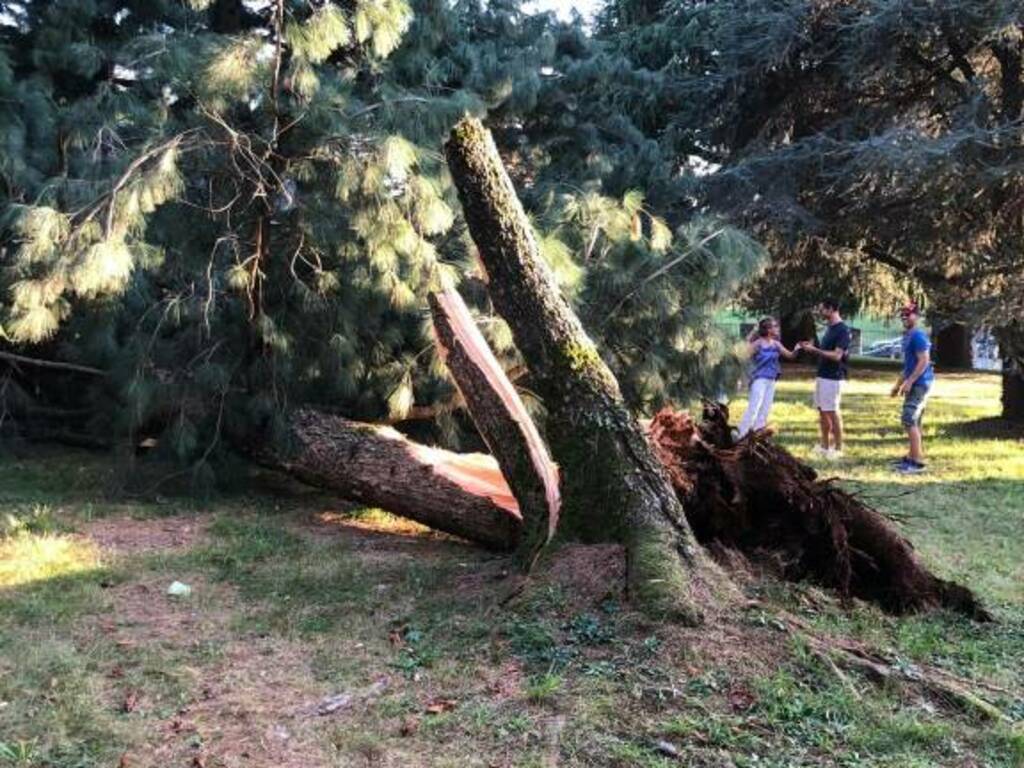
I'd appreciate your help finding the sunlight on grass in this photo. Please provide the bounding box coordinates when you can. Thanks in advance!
[731,367,1024,605]
[731,368,1020,482]
[0,370,1020,768]
[0,533,101,588]
[319,507,433,537]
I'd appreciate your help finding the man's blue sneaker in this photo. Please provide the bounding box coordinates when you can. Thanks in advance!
[895,459,926,474]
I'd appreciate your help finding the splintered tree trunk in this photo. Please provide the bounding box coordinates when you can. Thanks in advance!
[429,284,560,565]
[444,118,729,623]
[267,409,520,550]
[256,402,988,619]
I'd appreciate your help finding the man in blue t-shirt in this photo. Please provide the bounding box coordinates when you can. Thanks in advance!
[797,299,851,460]
[890,302,934,474]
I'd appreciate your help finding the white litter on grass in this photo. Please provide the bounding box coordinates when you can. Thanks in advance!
[167,581,192,597]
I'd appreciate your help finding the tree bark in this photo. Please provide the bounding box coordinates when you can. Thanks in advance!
[255,405,987,620]
[1004,364,1024,422]
[780,310,818,351]
[444,117,728,623]
[932,321,973,370]
[266,409,521,550]
[999,325,1024,422]
[429,285,559,565]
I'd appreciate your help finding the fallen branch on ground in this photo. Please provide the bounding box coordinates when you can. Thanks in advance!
[773,609,1009,721]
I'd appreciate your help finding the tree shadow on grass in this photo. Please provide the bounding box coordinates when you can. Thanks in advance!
[940,416,1023,441]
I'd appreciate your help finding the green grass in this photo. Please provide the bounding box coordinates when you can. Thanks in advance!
[740,369,1023,605]
[1,370,1022,766]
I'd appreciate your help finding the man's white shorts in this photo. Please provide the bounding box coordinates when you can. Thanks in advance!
[813,377,844,412]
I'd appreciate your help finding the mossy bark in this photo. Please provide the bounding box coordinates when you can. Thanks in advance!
[444,117,729,624]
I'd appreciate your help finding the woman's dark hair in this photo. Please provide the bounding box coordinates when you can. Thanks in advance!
[821,298,840,312]
[757,317,775,337]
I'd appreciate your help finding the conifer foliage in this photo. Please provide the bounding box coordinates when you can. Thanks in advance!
[1,0,765,475]
[596,0,1024,411]
[3,0,464,475]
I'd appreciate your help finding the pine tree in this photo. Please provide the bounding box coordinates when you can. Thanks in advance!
[2,0,458,468]
[1,0,764,480]
[593,0,1024,416]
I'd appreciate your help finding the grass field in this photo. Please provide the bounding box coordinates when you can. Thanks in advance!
[1,369,1022,767]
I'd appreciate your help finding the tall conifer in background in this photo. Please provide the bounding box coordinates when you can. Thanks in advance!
[595,0,1024,413]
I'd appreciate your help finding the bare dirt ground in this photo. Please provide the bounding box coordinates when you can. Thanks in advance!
[71,513,791,768]
[82,514,204,554]
[77,515,333,768]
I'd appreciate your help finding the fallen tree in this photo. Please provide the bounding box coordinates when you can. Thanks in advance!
[264,403,989,620]
[257,118,987,624]
[267,409,521,551]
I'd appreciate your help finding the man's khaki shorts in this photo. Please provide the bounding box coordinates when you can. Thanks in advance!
[813,377,844,412]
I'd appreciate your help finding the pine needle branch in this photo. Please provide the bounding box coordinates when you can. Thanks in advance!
[0,351,106,377]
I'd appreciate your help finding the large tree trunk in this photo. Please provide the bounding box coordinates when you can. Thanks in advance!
[258,405,988,620]
[444,118,729,623]
[429,284,559,565]
[932,321,973,369]
[1004,364,1024,421]
[780,310,818,351]
[267,409,520,551]
[997,324,1024,421]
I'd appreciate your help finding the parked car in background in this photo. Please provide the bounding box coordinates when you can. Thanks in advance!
[863,338,903,360]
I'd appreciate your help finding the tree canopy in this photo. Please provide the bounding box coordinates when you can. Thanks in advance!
[0,0,764,478]
[597,0,1023,330]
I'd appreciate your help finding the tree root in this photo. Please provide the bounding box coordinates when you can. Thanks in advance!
[649,404,991,621]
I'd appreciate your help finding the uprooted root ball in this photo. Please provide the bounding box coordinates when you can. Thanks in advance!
[648,405,990,621]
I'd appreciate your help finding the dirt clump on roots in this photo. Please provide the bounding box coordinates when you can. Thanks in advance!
[648,404,991,621]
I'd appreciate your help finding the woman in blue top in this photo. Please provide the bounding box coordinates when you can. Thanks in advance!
[738,317,797,437]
